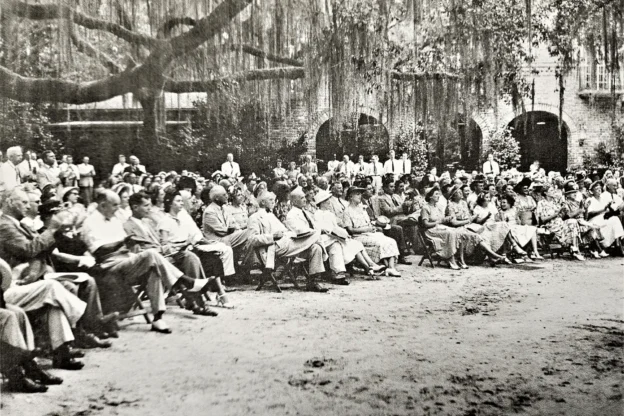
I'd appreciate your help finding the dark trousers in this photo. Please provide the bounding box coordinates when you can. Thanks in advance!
[383,224,407,253]
[60,276,104,332]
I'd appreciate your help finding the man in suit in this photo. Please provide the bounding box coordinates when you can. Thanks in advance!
[0,187,86,370]
[17,151,38,184]
[203,185,250,252]
[337,155,355,183]
[353,155,369,179]
[246,191,328,292]
[366,154,385,194]
[399,152,412,177]
[77,156,96,205]
[325,181,348,226]
[286,188,349,285]
[0,146,24,194]
[221,153,241,182]
[300,155,318,177]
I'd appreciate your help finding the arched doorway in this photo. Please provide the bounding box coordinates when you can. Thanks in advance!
[456,115,483,171]
[507,111,568,173]
[315,113,389,167]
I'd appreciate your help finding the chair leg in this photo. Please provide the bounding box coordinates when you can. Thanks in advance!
[268,271,282,293]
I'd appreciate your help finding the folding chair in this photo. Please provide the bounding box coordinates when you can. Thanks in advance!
[91,265,151,323]
[416,227,444,268]
[254,248,307,293]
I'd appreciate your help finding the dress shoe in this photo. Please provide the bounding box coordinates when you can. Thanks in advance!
[6,367,48,393]
[398,256,412,265]
[23,360,63,385]
[331,277,350,285]
[305,282,329,293]
[68,348,85,359]
[74,332,112,349]
[151,319,172,334]
[99,312,120,326]
[52,345,84,370]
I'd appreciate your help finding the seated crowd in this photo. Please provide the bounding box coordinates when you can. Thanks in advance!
[0,147,623,394]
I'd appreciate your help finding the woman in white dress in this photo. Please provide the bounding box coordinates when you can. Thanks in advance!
[314,190,385,278]
[495,194,543,259]
[585,181,624,251]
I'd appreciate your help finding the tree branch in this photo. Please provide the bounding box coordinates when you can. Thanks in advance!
[6,0,163,49]
[68,25,123,74]
[164,67,306,93]
[233,44,304,67]
[161,17,197,38]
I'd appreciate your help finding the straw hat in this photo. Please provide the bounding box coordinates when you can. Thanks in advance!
[314,190,332,205]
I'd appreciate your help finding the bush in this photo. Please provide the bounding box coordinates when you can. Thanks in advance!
[394,124,428,173]
[482,127,521,170]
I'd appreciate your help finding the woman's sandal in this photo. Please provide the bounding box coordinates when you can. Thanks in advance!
[366,270,382,280]
[216,294,235,309]
[449,263,461,270]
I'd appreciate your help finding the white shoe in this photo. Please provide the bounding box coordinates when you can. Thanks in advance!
[599,251,609,258]
[151,320,172,334]
[188,279,209,293]
[385,268,401,277]
[216,294,235,309]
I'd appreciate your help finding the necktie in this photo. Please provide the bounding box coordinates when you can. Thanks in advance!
[391,195,399,207]
[374,164,377,175]
[489,162,493,172]
[15,166,21,183]
[403,159,405,173]
[229,162,234,174]
[302,210,314,229]
[392,160,395,173]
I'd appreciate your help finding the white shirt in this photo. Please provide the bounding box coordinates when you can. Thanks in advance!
[383,158,400,176]
[399,158,412,176]
[81,210,127,252]
[221,161,241,179]
[366,162,385,176]
[0,161,22,192]
[112,162,129,176]
[157,210,203,245]
[78,163,96,187]
[327,160,340,172]
[354,161,369,175]
[482,160,500,175]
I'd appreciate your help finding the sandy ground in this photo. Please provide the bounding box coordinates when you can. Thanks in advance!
[1,256,623,416]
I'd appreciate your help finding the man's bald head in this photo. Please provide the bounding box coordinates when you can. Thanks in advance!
[210,185,228,206]
[96,189,120,219]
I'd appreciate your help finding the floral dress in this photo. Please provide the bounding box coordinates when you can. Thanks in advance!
[342,203,399,263]
[225,204,249,230]
[472,204,511,252]
[445,200,486,256]
[537,198,579,246]
[515,194,537,225]
[420,203,461,259]
[585,196,624,247]
[560,199,601,244]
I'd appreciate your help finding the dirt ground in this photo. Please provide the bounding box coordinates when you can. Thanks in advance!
[2,256,623,416]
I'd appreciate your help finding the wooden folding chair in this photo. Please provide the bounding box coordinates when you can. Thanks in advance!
[254,248,307,293]
[416,227,444,268]
[121,281,152,324]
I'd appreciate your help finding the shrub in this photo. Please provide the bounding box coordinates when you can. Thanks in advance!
[482,127,521,170]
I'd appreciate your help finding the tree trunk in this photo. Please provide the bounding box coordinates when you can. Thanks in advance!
[136,89,167,161]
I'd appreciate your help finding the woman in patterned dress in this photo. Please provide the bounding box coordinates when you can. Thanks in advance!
[225,187,249,230]
[560,182,606,259]
[343,187,401,276]
[419,187,464,270]
[514,177,537,226]
[584,181,624,252]
[444,186,510,266]
[495,194,543,259]
[536,183,585,260]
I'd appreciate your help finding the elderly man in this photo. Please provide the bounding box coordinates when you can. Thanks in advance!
[203,185,250,252]
[0,146,24,193]
[300,155,318,177]
[81,190,210,334]
[337,155,355,183]
[353,155,369,178]
[325,182,348,226]
[221,153,241,181]
[247,191,329,292]
[126,155,146,175]
[286,188,349,285]
[111,154,129,177]
[17,151,38,183]
[0,187,86,370]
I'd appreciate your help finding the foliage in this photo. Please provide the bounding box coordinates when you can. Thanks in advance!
[394,124,428,173]
[0,100,58,154]
[482,127,521,170]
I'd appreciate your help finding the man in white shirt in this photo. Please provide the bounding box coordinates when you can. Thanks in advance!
[17,151,38,183]
[383,150,400,181]
[399,152,412,177]
[221,153,241,181]
[111,155,129,177]
[63,156,80,187]
[353,155,369,178]
[482,153,500,176]
[78,156,96,205]
[337,155,355,182]
[327,154,339,173]
[36,150,60,191]
[81,190,210,333]
[0,146,24,194]
[366,154,385,193]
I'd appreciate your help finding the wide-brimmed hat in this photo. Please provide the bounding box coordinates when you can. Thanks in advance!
[314,190,332,205]
[563,181,578,195]
[346,186,366,199]
[446,184,462,199]
[60,186,79,202]
[513,177,532,192]
[589,180,602,191]
[374,216,391,230]
[211,170,223,178]
[424,185,440,201]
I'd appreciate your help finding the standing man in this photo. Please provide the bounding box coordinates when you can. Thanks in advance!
[367,154,385,194]
[36,150,60,191]
[482,153,500,176]
[300,155,318,177]
[0,146,24,193]
[64,156,80,187]
[111,155,129,177]
[78,156,96,205]
[221,153,241,182]
[399,152,412,177]
[327,154,340,173]
[17,151,38,183]
[337,155,355,183]
[353,155,369,178]
[383,150,400,181]
[126,155,146,175]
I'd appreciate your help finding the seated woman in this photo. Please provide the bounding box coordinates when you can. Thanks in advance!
[585,181,624,253]
[225,187,249,230]
[536,183,585,260]
[146,185,166,230]
[419,186,465,270]
[495,194,543,260]
[343,187,401,276]
[445,186,510,266]
[112,185,132,222]
[314,190,385,279]
[514,178,537,225]
[158,191,234,308]
[60,186,87,225]
[560,182,605,259]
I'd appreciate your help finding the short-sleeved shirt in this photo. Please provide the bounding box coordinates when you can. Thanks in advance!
[82,210,126,252]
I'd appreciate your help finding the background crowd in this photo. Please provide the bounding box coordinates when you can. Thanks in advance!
[0,145,623,394]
